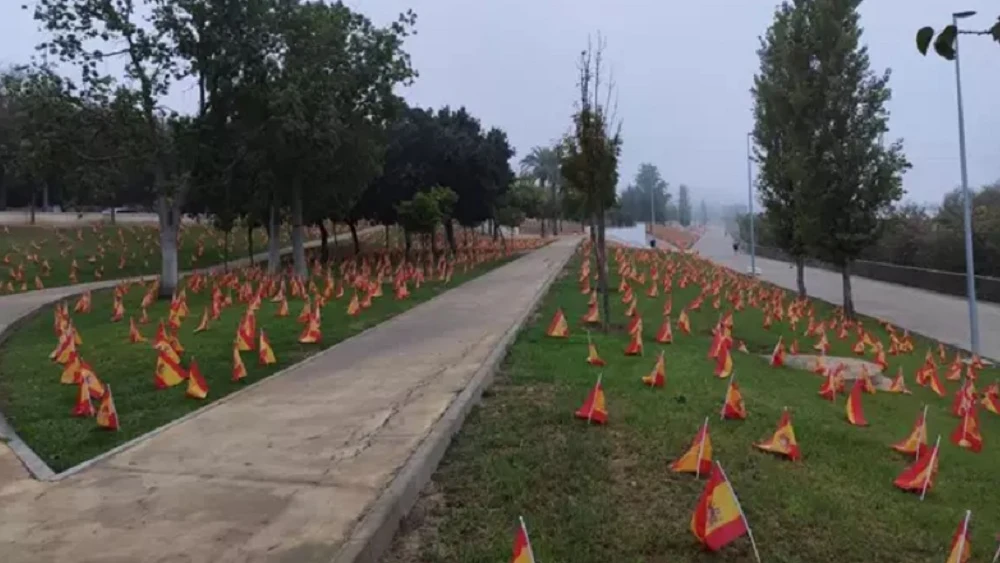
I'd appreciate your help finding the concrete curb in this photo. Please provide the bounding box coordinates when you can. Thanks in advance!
[330,237,580,563]
[0,235,362,481]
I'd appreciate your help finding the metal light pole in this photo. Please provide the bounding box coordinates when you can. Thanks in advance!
[953,10,979,355]
[746,132,756,276]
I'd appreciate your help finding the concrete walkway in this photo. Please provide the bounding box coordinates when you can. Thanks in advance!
[694,226,1000,361]
[0,237,579,563]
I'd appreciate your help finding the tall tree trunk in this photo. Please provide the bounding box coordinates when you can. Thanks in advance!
[222,229,229,272]
[841,260,855,319]
[0,171,7,210]
[403,229,412,261]
[29,186,36,225]
[595,209,610,333]
[267,203,280,273]
[795,256,807,298]
[332,221,339,260]
[247,223,254,266]
[444,219,457,254]
[348,221,360,255]
[540,215,546,237]
[319,221,329,264]
[290,185,306,278]
[385,224,390,249]
[429,231,437,257]
[157,195,180,298]
[589,216,597,245]
[551,182,559,235]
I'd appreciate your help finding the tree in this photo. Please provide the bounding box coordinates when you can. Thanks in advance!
[497,176,545,232]
[797,0,910,318]
[751,0,815,296]
[561,36,622,332]
[618,163,669,226]
[916,16,1000,60]
[677,184,692,226]
[699,200,709,225]
[520,145,562,235]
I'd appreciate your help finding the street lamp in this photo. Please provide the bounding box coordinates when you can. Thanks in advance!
[953,9,979,355]
[746,132,756,276]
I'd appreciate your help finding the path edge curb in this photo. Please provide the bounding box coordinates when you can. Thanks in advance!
[331,237,581,563]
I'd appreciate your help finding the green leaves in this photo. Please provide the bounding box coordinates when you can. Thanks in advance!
[915,26,935,55]
[933,25,958,60]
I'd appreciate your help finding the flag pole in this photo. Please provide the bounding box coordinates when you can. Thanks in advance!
[991,533,1000,563]
[955,510,971,563]
[918,404,928,461]
[919,435,941,501]
[519,516,536,561]
[716,462,762,563]
[695,417,709,479]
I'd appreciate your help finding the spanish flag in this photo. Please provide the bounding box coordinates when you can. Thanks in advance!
[677,310,691,335]
[259,330,277,366]
[670,418,712,476]
[754,408,801,461]
[845,378,868,426]
[886,367,911,394]
[654,318,673,344]
[510,517,536,563]
[581,300,600,324]
[545,308,569,338]
[96,384,120,431]
[128,317,147,343]
[818,371,838,402]
[891,406,927,458]
[236,312,256,351]
[574,375,608,424]
[721,377,747,420]
[623,328,643,356]
[950,409,983,453]
[276,297,290,317]
[662,295,672,316]
[194,306,210,333]
[714,341,734,379]
[586,336,606,367]
[981,383,1000,414]
[642,351,665,387]
[232,346,248,381]
[769,337,785,367]
[186,358,209,400]
[893,436,940,495]
[945,510,972,563]
[154,348,187,389]
[690,462,753,553]
[72,380,95,417]
[346,292,361,316]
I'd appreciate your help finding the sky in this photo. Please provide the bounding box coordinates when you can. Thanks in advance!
[2,0,997,207]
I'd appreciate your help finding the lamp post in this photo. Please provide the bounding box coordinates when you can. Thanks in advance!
[953,9,979,356]
[746,132,756,276]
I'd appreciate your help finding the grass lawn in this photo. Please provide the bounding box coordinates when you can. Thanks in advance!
[0,240,537,472]
[385,245,1000,563]
[0,221,344,292]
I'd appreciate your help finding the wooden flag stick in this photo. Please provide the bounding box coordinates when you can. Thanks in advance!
[919,435,942,501]
[991,534,1000,563]
[955,510,971,563]
[519,516,536,562]
[716,462,762,563]
[918,404,928,461]
[695,417,709,479]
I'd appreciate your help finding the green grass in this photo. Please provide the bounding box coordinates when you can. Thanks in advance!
[0,222,340,292]
[385,247,1000,563]
[0,246,524,472]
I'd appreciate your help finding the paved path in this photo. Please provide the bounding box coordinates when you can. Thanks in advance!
[694,226,1000,361]
[0,237,579,563]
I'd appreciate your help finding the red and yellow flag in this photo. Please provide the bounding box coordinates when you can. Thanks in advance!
[950,409,983,453]
[670,419,712,476]
[546,308,569,338]
[714,341,734,379]
[654,318,673,344]
[259,330,277,365]
[586,339,605,367]
[945,511,972,563]
[642,351,665,387]
[893,437,939,494]
[232,347,248,382]
[845,378,868,426]
[72,380,95,417]
[574,376,608,424]
[754,408,801,461]
[346,292,361,316]
[194,306,210,333]
[623,328,643,356]
[298,309,322,344]
[721,379,747,420]
[769,337,785,367]
[690,462,749,551]
[581,300,599,324]
[154,349,187,389]
[510,517,536,563]
[96,385,120,431]
[891,407,927,458]
[677,310,691,335]
[128,317,147,343]
[886,367,911,394]
[186,358,209,400]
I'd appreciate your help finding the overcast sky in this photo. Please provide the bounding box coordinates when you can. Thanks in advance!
[2,0,997,206]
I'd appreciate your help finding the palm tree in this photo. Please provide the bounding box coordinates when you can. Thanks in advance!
[519,145,562,235]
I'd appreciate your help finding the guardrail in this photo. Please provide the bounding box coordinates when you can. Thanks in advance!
[750,245,1000,304]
